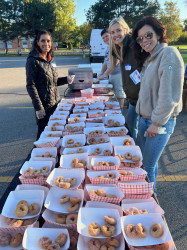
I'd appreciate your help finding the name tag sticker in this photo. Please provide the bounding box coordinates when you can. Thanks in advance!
[125,64,131,71]
[130,70,140,85]
[51,62,57,68]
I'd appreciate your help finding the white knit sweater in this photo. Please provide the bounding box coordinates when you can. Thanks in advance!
[136,43,184,126]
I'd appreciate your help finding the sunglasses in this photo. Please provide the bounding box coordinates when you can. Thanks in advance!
[136,31,153,44]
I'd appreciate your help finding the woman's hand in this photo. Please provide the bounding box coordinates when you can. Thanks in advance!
[97,73,107,80]
[36,110,46,119]
[146,123,160,137]
[67,75,75,84]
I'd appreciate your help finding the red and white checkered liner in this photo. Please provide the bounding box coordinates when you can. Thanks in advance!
[90,156,120,171]
[34,139,60,148]
[118,181,154,195]
[119,161,142,170]
[123,191,154,199]
[81,92,93,98]
[127,240,175,250]
[87,170,119,184]
[88,110,105,118]
[86,118,103,123]
[119,168,147,182]
[19,176,48,185]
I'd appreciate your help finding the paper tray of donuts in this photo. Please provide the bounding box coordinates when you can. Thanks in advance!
[90,156,120,171]
[0,230,25,249]
[87,170,119,184]
[105,126,128,136]
[119,168,147,182]
[118,181,154,195]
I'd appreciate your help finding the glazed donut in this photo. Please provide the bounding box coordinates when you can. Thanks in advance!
[108,162,115,166]
[79,159,87,166]
[125,207,139,215]
[28,203,40,215]
[106,238,120,247]
[136,223,147,238]
[32,169,41,175]
[105,173,115,179]
[123,139,131,145]
[125,152,132,160]
[7,218,23,227]
[22,218,35,226]
[103,216,116,225]
[0,232,11,246]
[38,237,52,249]
[101,224,116,237]
[97,189,106,197]
[10,233,23,247]
[54,176,65,187]
[150,223,164,238]
[59,182,71,189]
[47,243,61,250]
[55,233,67,247]
[117,154,124,161]
[89,138,97,144]
[77,148,84,153]
[94,148,102,154]
[40,166,49,173]
[125,224,137,238]
[67,139,74,144]
[140,209,149,214]
[132,155,140,162]
[15,204,28,218]
[106,194,117,198]
[88,222,101,236]
[59,195,70,204]
[95,175,104,179]
[98,138,105,143]
[67,202,79,212]
[103,150,111,156]
[17,200,29,207]
[71,158,79,167]
[56,214,66,224]
[88,238,101,250]
[70,197,81,204]
[75,142,82,147]
[66,214,78,224]
[66,177,77,187]
[114,121,120,126]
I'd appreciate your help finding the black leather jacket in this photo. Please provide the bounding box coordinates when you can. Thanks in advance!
[26,50,67,111]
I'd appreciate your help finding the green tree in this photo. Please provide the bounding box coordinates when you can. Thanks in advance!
[159,1,182,43]
[86,0,160,29]
[79,23,93,45]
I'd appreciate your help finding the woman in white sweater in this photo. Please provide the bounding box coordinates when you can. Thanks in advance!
[131,16,184,192]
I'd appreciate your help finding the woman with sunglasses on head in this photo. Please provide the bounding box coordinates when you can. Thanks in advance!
[131,16,184,191]
[108,17,140,142]
[26,30,74,139]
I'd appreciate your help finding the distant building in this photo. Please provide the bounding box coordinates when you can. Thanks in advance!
[0,37,34,50]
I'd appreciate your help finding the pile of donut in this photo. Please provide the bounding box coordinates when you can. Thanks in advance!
[66,125,84,132]
[89,130,103,136]
[95,161,115,167]
[54,176,77,188]
[59,195,81,212]
[47,133,61,137]
[38,233,67,249]
[88,137,106,144]
[107,119,121,127]
[88,216,117,237]
[120,170,134,176]
[6,217,36,227]
[35,152,55,158]
[108,128,126,135]
[95,172,116,179]
[67,147,85,154]
[55,213,78,225]
[0,232,23,247]
[66,139,82,148]
[88,237,120,250]
[71,158,87,168]
[124,207,148,215]
[24,166,49,176]
[89,189,117,199]
[14,200,40,218]
[92,148,112,156]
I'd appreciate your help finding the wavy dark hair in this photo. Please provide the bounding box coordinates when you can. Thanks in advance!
[131,16,168,71]
[31,29,54,56]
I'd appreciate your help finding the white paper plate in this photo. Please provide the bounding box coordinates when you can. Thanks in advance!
[20,161,52,176]
[15,184,49,200]
[121,213,171,246]
[110,136,135,146]
[60,153,88,169]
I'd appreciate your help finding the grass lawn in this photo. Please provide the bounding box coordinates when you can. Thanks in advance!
[182,55,187,65]
[172,44,187,53]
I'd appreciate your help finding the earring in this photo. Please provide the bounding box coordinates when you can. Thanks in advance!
[141,48,143,53]
[157,41,160,45]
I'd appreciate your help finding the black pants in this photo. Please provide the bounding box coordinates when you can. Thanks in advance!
[36,105,57,139]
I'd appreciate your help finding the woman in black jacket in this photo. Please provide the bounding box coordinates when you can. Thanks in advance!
[26,30,74,139]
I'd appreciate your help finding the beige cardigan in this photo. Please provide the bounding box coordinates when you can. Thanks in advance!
[136,43,184,126]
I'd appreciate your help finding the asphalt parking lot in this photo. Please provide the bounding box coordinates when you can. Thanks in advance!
[0,56,186,249]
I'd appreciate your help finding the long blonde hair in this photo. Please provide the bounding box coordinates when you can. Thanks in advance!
[108,16,131,69]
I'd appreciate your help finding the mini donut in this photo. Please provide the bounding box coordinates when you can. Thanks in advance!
[67,151,75,154]
[38,237,52,249]
[101,224,116,237]
[77,148,84,153]
[132,155,140,162]
[28,203,40,215]
[22,218,35,226]
[114,121,120,126]
[40,166,49,173]
[98,138,105,143]
[117,154,124,161]
[140,209,149,214]
[125,207,139,215]
[136,223,147,238]
[130,162,139,168]
[67,144,74,148]
[97,189,106,197]
[106,238,120,247]
[7,218,23,227]
[103,150,111,156]
[71,158,79,167]
[0,232,11,246]
[59,182,71,189]
[89,138,97,144]
[106,194,117,198]
[95,175,104,179]
[88,222,101,236]
[88,238,101,250]
[55,233,67,247]
[67,139,74,144]
[123,139,131,145]
[127,171,134,175]
[96,161,109,167]
[75,162,84,168]
[125,224,137,238]
[105,173,115,179]
[17,200,29,207]
[32,169,41,175]
[24,167,34,175]
[89,190,97,196]
[66,214,78,224]
[66,177,77,187]
[125,152,132,160]
[47,243,61,250]
[100,243,115,250]
[59,195,70,204]
[120,170,127,176]
[94,148,101,154]
[73,117,79,122]
[150,223,164,238]
[70,197,81,204]
[108,119,114,126]
[103,216,116,225]
[15,204,28,218]
[10,233,23,247]
[54,176,65,187]
[75,142,82,147]
[79,159,87,166]
[67,202,79,212]
[120,128,126,133]
[108,162,115,166]
[56,214,66,224]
